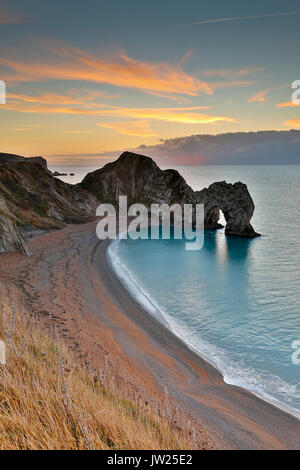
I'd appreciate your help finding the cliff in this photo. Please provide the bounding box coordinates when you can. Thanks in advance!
[0,153,97,254]
[0,151,259,254]
[80,151,259,237]
[0,153,48,169]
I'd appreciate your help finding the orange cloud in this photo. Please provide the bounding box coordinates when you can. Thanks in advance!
[2,97,234,125]
[3,102,105,114]
[0,46,212,96]
[276,101,300,108]
[7,89,118,105]
[95,106,235,124]
[99,120,157,137]
[248,84,286,103]
[248,91,267,103]
[8,87,190,107]
[285,118,300,128]
[3,89,111,114]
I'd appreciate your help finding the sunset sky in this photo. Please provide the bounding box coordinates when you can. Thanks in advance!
[0,0,300,166]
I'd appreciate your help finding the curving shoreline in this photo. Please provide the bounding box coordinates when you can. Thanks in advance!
[95,237,300,449]
[1,221,300,449]
[106,237,300,422]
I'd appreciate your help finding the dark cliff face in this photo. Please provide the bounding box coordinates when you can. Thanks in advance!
[0,154,97,254]
[80,151,194,206]
[80,151,259,238]
[0,153,48,170]
[195,181,257,237]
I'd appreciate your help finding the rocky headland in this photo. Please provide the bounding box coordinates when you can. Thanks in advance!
[0,151,259,255]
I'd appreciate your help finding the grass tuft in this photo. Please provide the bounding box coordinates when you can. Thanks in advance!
[0,281,191,450]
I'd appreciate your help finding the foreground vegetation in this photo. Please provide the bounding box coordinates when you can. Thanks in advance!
[0,281,191,450]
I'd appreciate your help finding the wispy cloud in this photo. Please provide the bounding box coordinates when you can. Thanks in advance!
[248,85,286,103]
[3,80,235,125]
[200,67,264,79]
[187,11,300,26]
[248,90,268,103]
[276,101,300,108]
[7,90,111,106]
[144,91,190,104]
[285,118,300,128]
[95,106,235,125]
[4,89,120,114]
[0,44,212,96]
[178,49,194,66]
[3,96,234,125]
[5,95,236,126]
[98,120,157,137]
[3,102,106,114]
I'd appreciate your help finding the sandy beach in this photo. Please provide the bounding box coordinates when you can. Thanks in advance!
[1,220,299,450]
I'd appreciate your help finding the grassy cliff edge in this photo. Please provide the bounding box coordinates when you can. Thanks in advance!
[0,281,191,450]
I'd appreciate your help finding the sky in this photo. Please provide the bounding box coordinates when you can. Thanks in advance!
[0,0,300,166]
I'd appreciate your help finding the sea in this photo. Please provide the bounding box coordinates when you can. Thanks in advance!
[50,164,300,417]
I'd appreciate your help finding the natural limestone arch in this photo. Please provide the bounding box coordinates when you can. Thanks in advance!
[196,181,258,237]
[81,152,260,238]
[0,151,260,256]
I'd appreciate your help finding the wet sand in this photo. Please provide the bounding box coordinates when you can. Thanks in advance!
[1,220,300,449]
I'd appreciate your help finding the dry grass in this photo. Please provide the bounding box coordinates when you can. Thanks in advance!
[0,280,191,450]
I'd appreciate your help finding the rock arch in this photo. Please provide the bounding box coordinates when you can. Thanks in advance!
[196,181,259,237]
[82,152,260,238]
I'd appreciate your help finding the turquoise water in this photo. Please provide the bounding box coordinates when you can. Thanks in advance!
[107,165,300,416]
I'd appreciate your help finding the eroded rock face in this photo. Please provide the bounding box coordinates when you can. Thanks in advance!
[0,150,259,256]
[196,181,257,237]
[80,151,259,237]
[0,153,98,255]
[0,153,48,170]
[80,151,194,206]
[0,155,97,229]
[0,214,29,256]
